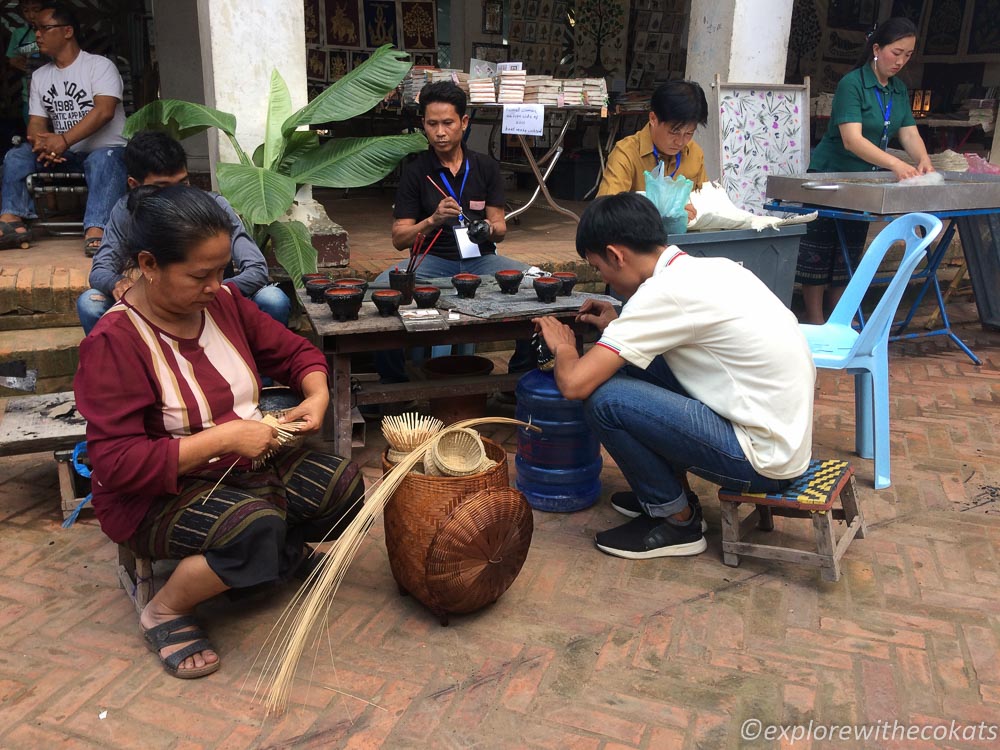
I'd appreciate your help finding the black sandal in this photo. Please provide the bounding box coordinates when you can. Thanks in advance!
[84,236,102,257]
[0,220,31,250]
[141,615,220,679]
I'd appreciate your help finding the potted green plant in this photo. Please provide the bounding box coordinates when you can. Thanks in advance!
[124,45,427,285]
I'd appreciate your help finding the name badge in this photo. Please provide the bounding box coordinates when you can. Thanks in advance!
[454,226,481,259]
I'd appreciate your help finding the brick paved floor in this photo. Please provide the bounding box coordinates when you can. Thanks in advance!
[1,304,998,749]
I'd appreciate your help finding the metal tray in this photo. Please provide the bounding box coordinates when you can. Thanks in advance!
[766,171,1000,214]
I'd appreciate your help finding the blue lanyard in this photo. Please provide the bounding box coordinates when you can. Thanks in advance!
[873,88,893,154]
[439,159,470,224]
[652,146,681,178]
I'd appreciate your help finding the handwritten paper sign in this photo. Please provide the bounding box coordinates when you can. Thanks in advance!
[501,104,545,136]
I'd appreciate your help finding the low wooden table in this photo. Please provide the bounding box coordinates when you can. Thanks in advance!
[298,290,588,459]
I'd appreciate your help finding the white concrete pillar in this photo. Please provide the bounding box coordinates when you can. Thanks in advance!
[151,0,210,172]
[686,0,795,180]
[195,0,309,172]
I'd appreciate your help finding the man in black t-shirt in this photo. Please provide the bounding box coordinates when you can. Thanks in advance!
[373,81,527,282]
[373,82,533,382]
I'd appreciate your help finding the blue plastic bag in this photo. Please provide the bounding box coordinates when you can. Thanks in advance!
[643,169,694,235]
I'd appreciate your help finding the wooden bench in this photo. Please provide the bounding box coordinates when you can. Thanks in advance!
[0,393,88,519]
[0,393,153,610]
[717,459,866,582]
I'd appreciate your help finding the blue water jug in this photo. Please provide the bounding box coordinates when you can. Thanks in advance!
[515,369,602,512]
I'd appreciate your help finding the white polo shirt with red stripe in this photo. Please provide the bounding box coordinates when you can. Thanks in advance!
[597,247,815,479]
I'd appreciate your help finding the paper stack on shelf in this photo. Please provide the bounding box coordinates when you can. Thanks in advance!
[582,77,608,106]
[558,78,584,105]
[498,69,527,103]
[960,99,997,133]
[469,77,497,103]
[402,66,435,105]
[429,69,469,94]
[524,75,559,104]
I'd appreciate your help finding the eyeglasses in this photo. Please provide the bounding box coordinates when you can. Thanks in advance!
[32,23,68,33]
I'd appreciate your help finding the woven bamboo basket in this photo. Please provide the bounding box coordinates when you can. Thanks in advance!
[382,438,533,625]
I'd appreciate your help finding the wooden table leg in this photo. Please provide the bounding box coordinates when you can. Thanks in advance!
[327,352,354,460]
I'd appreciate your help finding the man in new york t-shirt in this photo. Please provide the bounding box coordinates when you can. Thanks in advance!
[0,1,126,254]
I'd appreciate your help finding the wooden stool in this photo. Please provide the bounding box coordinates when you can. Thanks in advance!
[117,544,154,614]
[717,460,866,582]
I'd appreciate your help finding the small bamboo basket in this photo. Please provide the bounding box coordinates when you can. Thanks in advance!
[382,438,533,625]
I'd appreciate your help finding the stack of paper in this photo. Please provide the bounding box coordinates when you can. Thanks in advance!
[469,78,497,103]
[402,66,434,105]
[498,69,527,103]
[582,78,608,106]
[523,75,559,104]
[558,79,584,106]
[429,69,469,94]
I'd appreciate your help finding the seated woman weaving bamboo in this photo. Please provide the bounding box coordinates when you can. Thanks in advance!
[74,185,365,679]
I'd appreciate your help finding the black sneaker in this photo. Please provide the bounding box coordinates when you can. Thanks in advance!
[595,513,707,559]
[611,491,708,533]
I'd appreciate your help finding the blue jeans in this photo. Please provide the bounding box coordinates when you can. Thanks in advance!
[2,143,127,230]
[374,253,533,382]
[77,283,291,335]
[584,358,791,518]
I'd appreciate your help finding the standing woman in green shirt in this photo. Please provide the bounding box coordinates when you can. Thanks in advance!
[796,17,934,324]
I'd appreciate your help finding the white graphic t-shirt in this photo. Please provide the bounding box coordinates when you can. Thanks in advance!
[28,50,126,153]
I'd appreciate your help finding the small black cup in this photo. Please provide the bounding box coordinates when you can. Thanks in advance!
[305,278,334,303]
[413,285,441,309]
[552,271,578,297]
[371,289,403,317]
[333,277,369,294]
[533,276,562,303]
[388,270,416,305]
[495,269,525,294]
[452,273,482,299]
[324,286,364,322]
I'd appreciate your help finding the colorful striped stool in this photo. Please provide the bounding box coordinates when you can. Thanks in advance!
[717,459,866,582]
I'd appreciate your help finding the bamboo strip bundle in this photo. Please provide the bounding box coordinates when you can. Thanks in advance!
[253,415,307,470]
[381,412,444,452]
[249,417,538,715]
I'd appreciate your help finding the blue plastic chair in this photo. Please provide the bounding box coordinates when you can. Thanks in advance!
[800,212,942,490]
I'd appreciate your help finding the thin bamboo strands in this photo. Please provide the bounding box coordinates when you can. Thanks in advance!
[250,417,538,715]
[381,412,443,452]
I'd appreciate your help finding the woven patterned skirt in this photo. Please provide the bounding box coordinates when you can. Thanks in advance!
[795,215,871,286]
[124,449,364,589]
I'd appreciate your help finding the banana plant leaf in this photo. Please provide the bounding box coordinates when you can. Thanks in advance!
[252,130,320,173]
[281,45,411,134]
[266,220,317,286]
[263,71,293,171]
[290,133,427,188]
[124,100,237,141]
[217,163,297,225]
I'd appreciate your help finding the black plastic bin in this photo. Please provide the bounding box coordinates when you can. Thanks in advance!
[666,224,808,307]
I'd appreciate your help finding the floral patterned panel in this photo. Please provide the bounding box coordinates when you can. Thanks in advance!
[718,84,809,215]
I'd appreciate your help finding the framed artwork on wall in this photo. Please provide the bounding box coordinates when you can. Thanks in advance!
[923,0,964,55]
[472,42,510,63]
[483,0,504,34]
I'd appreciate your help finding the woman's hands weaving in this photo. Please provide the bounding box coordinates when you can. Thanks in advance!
[278,394,327,434]
[218,420,281,459]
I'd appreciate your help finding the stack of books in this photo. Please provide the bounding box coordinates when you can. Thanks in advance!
[498,69,527,103]
[523,75,559,105]
[468,78,497,103]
